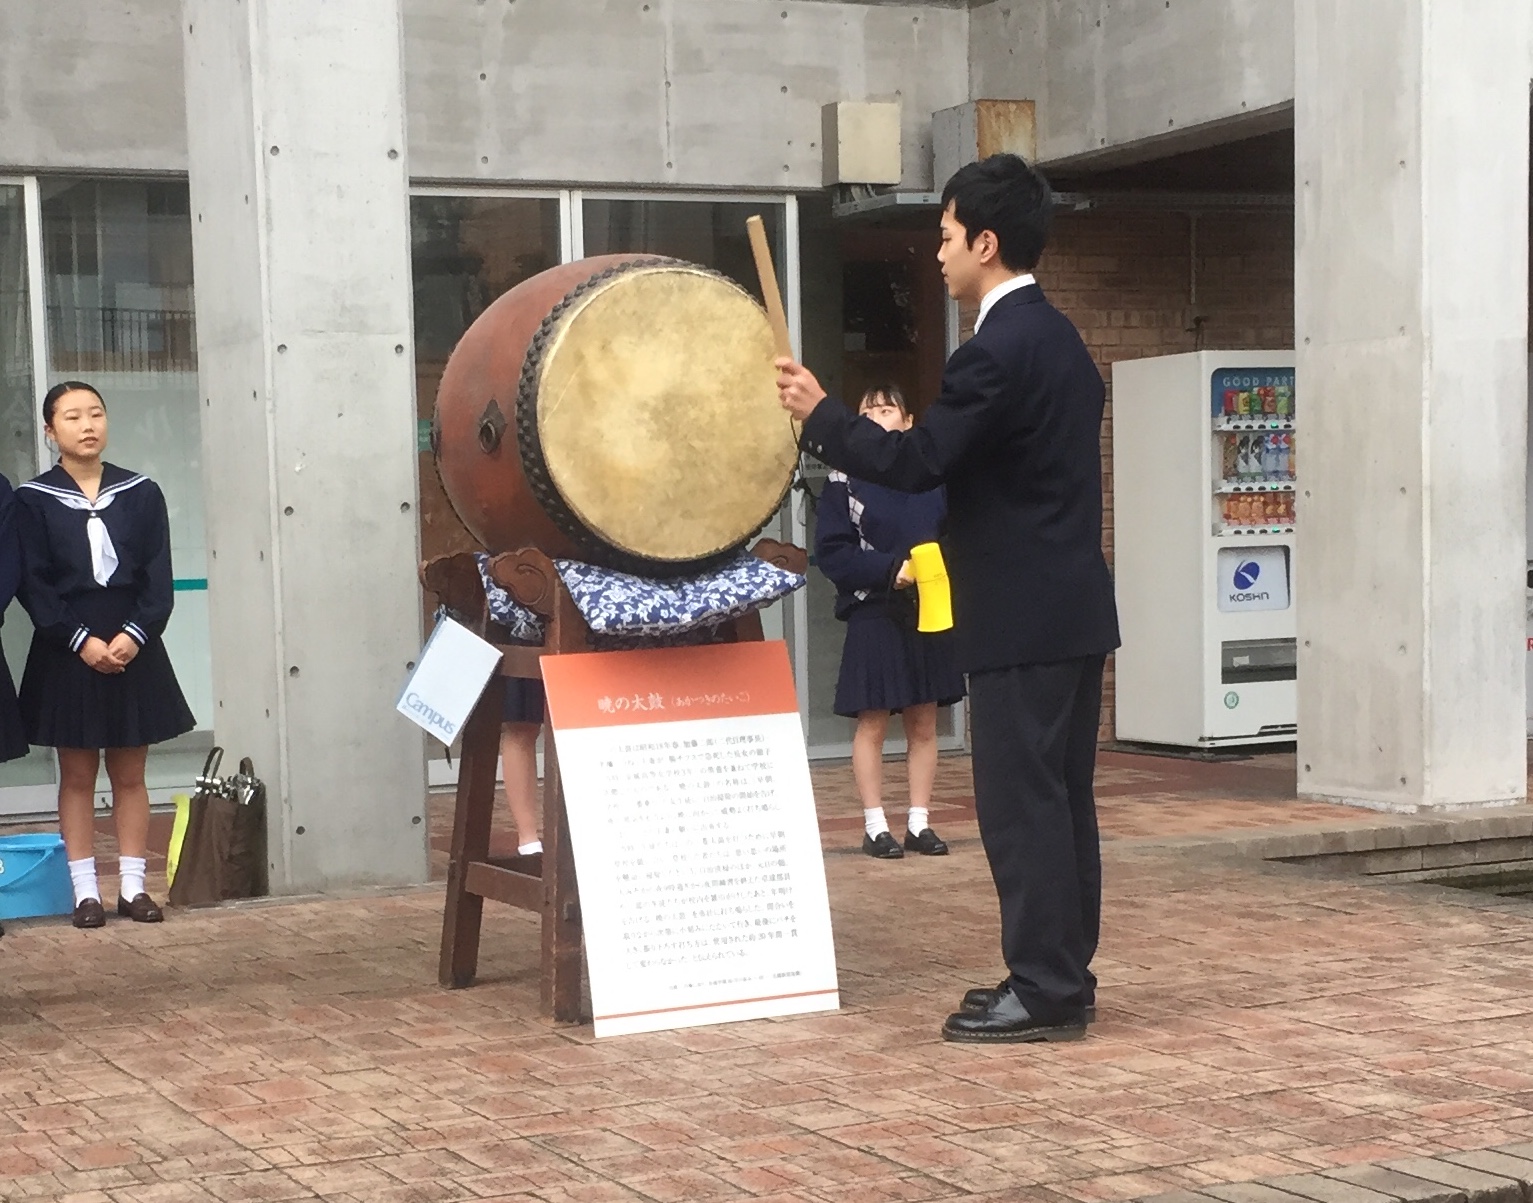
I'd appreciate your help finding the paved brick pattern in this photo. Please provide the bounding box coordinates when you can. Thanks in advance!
[1139,1142,1533,1201]
[5,751,1533,1202]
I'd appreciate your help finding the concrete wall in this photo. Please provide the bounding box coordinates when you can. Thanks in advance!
[0,0,966,191]
[2,0,1295,184]
[1293,0,1531,811]
[0,1,186,173]
[405,0,966,190]
[185,0,429,890]
[970,0,1295,169]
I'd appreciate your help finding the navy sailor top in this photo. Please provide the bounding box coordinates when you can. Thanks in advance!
[815,471,947,622]
[15,463,176,652]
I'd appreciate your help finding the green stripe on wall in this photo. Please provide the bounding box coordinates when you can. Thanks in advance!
[172,578,208,592]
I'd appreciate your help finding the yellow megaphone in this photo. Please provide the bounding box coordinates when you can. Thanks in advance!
[908,542,953,633]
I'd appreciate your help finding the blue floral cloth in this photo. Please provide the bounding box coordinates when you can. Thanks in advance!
[473,553,547,646]
[472,551,804,647]
[556,552,804,638]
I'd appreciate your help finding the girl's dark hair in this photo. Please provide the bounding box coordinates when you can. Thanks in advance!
[859,384,910,418]
[42,380,105,427]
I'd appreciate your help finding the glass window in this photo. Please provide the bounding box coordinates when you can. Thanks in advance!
[0,187,35,493]
[582,199,782,307]
[39,179,210,793]
[793,199,960,754]
[0,186,49,800]
[410,195,563,563]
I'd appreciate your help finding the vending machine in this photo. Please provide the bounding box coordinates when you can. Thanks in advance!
[1112,351,1298,748]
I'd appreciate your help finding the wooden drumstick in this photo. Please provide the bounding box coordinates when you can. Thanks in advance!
[746,215,793,360]
[747,214,803,444]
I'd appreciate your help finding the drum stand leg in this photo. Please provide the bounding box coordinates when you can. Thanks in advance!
[426,548,589,1021]
[540,742,583,1021]
[439,675,504,989]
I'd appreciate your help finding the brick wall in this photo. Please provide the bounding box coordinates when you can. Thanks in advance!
[976,208,1296,741]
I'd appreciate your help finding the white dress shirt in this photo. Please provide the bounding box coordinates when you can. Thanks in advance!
[973,273,1037,333]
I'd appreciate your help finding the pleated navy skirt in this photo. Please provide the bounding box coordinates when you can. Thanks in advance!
[501,676,546,726]
[833,600,966,719]
[0,644,30,762]
[18,587,196,750]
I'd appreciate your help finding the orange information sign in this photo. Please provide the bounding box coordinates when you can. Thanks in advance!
[541,641,839,1038]
[541,641,798,728]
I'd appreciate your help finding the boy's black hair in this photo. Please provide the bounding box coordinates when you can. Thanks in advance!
[940,152,1053,271]
[42,380,105,427]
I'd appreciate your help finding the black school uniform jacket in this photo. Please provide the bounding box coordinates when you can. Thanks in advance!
[801,283,1120,674]
[15,463,175,652]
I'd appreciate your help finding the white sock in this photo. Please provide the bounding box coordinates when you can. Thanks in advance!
[119,855,147,900]
[68,857,100,905]
[908,807,930,835]
[517,839,543,856]
[863,808,889,838]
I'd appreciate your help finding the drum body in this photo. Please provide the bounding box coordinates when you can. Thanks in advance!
[432,255,797,575]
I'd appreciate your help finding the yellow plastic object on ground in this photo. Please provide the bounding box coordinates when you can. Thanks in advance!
[908,542,954,633]
[165,793,191,887]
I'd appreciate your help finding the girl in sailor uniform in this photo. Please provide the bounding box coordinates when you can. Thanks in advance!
[16,381,195,928]
[815,385,965,860]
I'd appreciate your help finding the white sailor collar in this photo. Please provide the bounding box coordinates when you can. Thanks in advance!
[20,462,149,507]
[20,463,152,586]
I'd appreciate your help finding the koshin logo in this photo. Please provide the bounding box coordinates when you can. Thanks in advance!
[404,692,457,738]
[1228,560,1270,604]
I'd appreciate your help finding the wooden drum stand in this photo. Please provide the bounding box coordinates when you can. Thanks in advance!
[420,538,808,1022]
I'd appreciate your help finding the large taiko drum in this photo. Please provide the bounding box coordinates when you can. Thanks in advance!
[431,255,798,576]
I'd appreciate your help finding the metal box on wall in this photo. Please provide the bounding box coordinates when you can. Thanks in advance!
[821,102,902,186]
[932,99,1038,186]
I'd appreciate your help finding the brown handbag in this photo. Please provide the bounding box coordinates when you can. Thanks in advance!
[167,748,270,906]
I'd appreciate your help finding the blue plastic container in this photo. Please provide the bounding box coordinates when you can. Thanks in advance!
[0,834,74,920]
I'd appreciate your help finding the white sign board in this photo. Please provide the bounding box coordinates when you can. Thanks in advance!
[395,617,504,745]
[541,642,839,1039]
[1216,546,1291,614]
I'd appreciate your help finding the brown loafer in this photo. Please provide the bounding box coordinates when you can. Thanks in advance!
[117,893,164,923]
[72,898,107,929]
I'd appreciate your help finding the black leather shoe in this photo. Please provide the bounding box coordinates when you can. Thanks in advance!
[943,990,1087,1044]
[862,832,904,859]
[903,828,949,856]
[117,894,164,923]
[960,984,1095,1025]
[72,898,106,929]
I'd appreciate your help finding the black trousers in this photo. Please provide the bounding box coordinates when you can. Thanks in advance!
[968,655,1104,1023]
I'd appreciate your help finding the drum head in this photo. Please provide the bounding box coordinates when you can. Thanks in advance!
[531,263,797,569]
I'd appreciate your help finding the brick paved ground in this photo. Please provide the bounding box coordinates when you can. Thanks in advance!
[5,749,1533,1202]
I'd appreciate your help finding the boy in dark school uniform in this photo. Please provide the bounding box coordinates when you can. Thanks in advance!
[777,154,1119,1043]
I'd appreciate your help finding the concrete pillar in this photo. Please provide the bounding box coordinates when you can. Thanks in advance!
[1295,1,1531,811]
[182,0,427,889]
